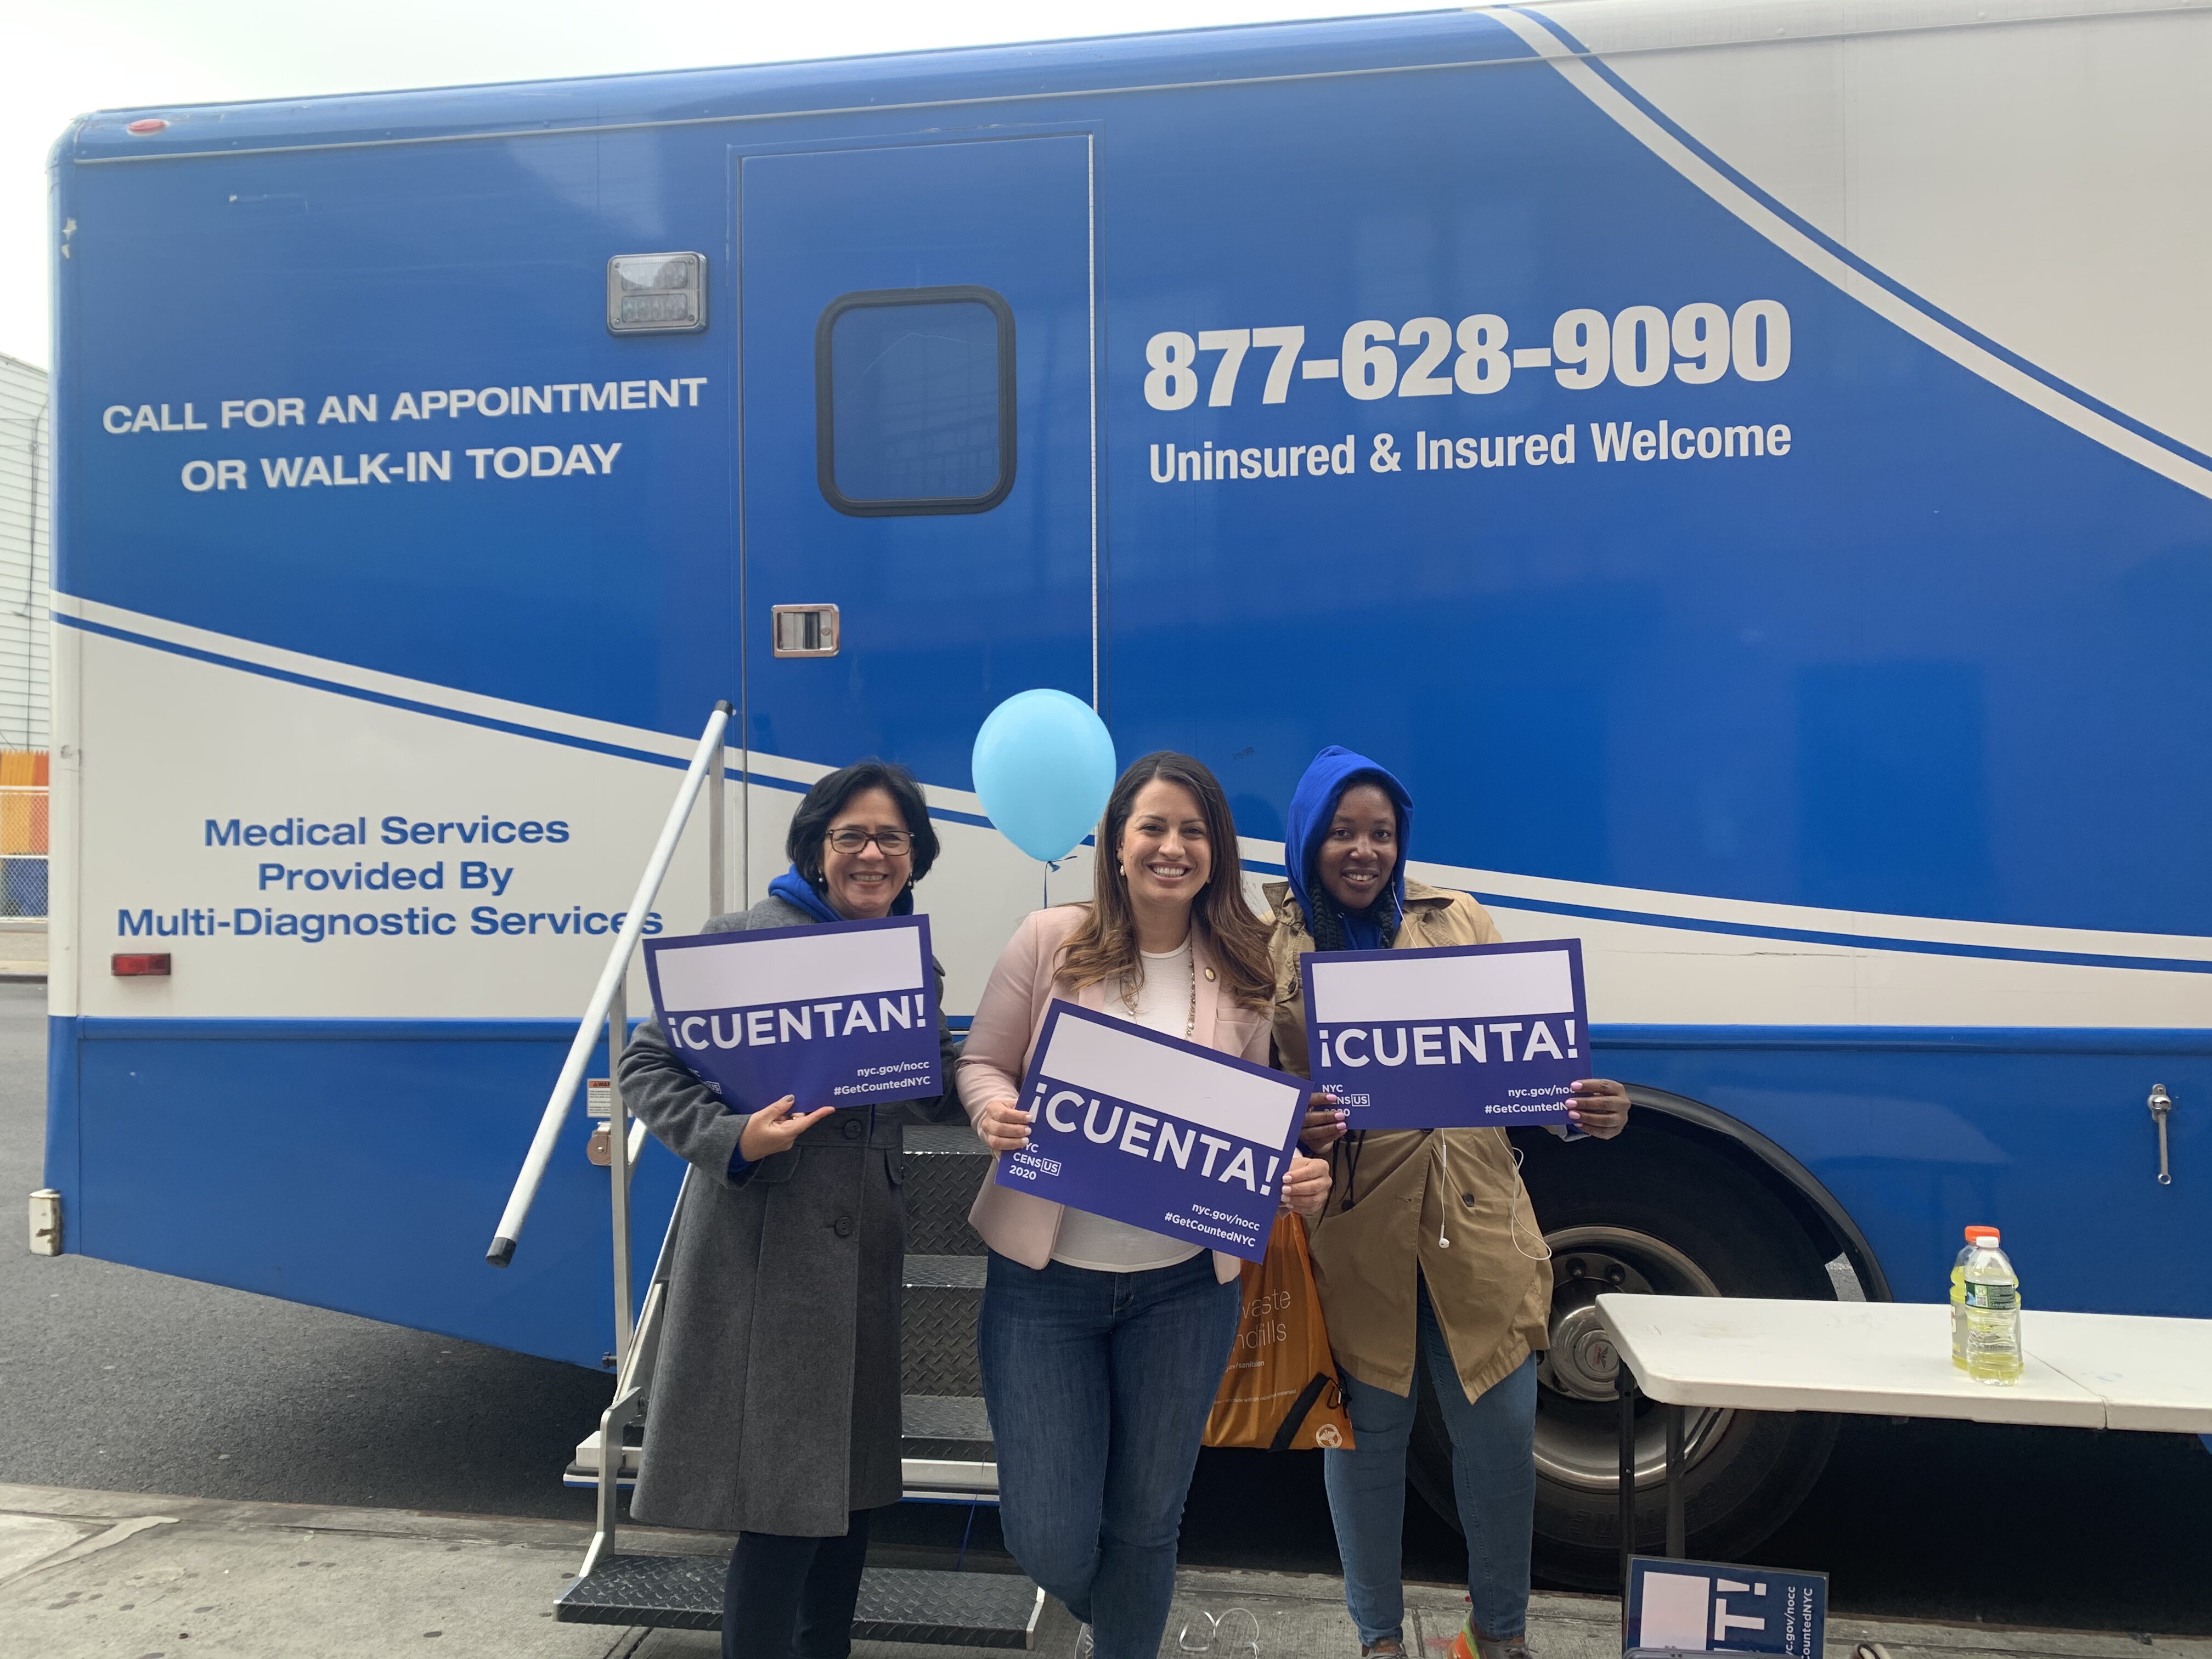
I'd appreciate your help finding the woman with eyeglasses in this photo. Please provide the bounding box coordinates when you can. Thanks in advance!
[618,759,963,1659]
[961,751,1334,1659]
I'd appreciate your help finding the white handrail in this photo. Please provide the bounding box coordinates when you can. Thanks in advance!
[486,700,732,1267]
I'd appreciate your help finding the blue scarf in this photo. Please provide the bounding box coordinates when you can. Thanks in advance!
[766,864,913,924]
[1283,746,1413,953]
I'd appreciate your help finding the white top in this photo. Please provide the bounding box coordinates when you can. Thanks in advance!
[1049,943,1206,1274]
[1595,1295,2212,1433]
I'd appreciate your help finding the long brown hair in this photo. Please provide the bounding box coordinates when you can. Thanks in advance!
[1057,751,1274,1011]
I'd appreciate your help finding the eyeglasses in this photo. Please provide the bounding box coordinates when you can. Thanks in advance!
[826,828,913,855]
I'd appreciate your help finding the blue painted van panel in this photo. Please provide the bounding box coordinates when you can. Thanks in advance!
[64,1021,677,1367]
[59,41,2212,932]
[1601,1035,2211,1316]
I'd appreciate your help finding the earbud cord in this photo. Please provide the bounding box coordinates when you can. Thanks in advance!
[1508,1146,1552,1263]
[1437,1132,1451,1249]
[1435,1136,1552,1262]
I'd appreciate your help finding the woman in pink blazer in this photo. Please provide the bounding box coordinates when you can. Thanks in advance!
[959,751,1331,1659]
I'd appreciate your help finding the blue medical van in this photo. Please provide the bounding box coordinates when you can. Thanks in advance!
[43,0,2212,1583]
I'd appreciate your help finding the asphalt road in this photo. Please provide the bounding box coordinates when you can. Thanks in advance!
[7,980,2210,1633]
[1,984,613,1521]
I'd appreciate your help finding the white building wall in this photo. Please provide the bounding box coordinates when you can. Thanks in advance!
[0,353,50,751]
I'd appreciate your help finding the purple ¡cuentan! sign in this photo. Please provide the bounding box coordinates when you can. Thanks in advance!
[995,1000,1307,1263]
[1301,938,1589,1130]
[643,915,941,1111]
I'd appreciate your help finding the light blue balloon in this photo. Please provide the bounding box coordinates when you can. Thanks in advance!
[972,690,1118,863]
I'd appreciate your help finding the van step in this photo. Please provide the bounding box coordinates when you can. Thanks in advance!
[556,1558,1044,1646]
[902,1392,992,1451]
[905,1252,986,1288]
[900,1393,996,1496]
[903,1253,984,1403]
[902,1123,994,1256]
[566,1394,995,1491]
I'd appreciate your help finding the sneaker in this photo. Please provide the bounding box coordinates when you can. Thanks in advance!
[1448,1626,1534,1659]
[1359,1641,1406,1658]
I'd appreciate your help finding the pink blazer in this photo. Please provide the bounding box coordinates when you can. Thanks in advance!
[956,905,1273,1284]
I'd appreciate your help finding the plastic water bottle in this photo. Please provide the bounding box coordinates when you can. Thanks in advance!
[1950,1225,1999,1369]
[1961,1230,2023,1384]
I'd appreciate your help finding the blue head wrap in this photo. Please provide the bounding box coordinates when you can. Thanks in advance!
[1283,746,1412,952]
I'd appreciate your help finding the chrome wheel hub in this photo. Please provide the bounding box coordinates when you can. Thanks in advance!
[1533,1225,1732,1492]
[1546,1300,1622,1400]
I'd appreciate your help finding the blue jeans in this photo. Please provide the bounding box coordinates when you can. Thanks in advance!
[1325,1279,1539,1646]
[979,1251,1242,1659]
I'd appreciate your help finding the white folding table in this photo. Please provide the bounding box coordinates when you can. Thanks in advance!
[1594,1295,2212,1591]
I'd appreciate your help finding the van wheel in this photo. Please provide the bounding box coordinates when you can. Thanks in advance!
[1405,1126,1840,1588]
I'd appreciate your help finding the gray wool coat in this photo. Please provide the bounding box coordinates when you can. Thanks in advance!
[616,894,962,1537]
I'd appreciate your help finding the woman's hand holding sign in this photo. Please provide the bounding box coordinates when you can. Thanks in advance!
[1300,1092,1347,1152]
[1565,1077,1630,1138]
[738,1094,837,1163]
[1281,1153,1331,1217]
[975,1096,1031,1154]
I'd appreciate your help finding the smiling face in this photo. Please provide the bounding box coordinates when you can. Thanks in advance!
[819,786,916,921]
[1116,778,1212,918]
[1317,781,1399,913]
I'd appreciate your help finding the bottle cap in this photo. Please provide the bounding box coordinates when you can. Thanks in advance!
[1980,1229,2000,1248]
[1965,1226,1997,1242]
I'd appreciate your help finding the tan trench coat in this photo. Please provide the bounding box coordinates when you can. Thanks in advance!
[1267,877,1551,1402]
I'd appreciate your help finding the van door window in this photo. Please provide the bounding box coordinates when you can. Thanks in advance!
[815,285,1015,515]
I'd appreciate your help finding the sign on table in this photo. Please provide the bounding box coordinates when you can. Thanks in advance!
[1301,938,1589,1129]
[643,915,941,1111]
[1626,1556,1826,1658]
[995,1000,1306,1263]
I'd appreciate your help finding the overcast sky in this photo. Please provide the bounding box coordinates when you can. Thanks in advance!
[3,0,1432,371]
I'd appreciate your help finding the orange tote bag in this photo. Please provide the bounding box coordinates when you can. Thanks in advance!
[1204,1211,1356,1451]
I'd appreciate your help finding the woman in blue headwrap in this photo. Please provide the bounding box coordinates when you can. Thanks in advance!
[1266,747,1630,1659]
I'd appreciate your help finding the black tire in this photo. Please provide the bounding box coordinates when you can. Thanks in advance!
[1406,1121,1841,1589]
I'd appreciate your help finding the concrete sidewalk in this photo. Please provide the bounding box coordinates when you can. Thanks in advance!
[2,1482,2204,1659]
[0,918,44,981]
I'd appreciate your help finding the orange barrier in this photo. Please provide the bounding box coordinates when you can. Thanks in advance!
[0,751,48,857]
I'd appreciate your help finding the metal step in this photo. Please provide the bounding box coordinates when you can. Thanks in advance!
[902,1122,994,1256]
[567,1394,996,1494]
[900,1392,996,1501]
[904,1252,986,1289]
[905,1280,983,1397]
[904,1122,992,1156]
[901,1392,992,1449]
[556,1557,1044,1647]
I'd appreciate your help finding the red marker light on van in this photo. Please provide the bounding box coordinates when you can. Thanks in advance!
[112,953,171,976]
[126,119,168,135]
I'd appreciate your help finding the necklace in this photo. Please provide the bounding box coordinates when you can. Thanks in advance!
[1122,938,1199,1040]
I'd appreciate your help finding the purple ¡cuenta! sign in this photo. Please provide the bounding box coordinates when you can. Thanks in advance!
[642,915,941,1111]
[995,1000,1307,1263]
[1626,1555,1827,1657]
[1301,938,1589,1130]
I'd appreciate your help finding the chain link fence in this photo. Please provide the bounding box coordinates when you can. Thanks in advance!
[1,758,48,918]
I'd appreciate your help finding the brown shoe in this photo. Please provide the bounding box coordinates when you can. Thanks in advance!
[1361,1641,1406,1658]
